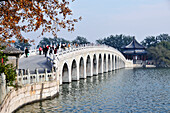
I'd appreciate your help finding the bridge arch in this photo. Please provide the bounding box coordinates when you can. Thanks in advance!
[93,54,97,75]
[112,55,114,70]
[79,57,85,79]
[98,54,102,74]
[62,63,69,83]
[71,59,78,81]
[103,54,107,72]
[115,56,117,70]
[108,54,111,71]
[86,55,91,76]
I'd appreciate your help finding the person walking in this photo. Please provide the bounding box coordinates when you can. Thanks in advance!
[25,47,29,58]
[49,47,53,55]
[39,46,42,55]
[54,47,57,54]
[68,43,70,50]
[76,43,78,48]
[43,45,46,54]
[44,45,48,57]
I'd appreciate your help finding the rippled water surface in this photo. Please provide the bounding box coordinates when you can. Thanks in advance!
[16,68,170,112]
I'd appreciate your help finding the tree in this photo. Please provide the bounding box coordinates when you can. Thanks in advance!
[141,34,170,48]
[147,43,170,67]
[158,41,170,50]
[0,0,81,43]
[0,45,16,86]
[72,36,90,44]
[141,36,157,48]
[14,39,31,51]
[156,34,170,42]
[96,34,133,51]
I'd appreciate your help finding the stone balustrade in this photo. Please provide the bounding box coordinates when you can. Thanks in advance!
[0,67,59,113]
[47,44,122,67]
[16,67,57,85]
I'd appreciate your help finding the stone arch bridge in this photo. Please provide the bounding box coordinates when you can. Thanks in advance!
[47,45,133,85]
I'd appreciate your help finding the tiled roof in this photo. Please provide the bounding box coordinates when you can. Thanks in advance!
[1,42,24,54]
[123,38,145,49]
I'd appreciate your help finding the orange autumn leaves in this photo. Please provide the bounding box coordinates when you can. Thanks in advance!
[0,0,81,44]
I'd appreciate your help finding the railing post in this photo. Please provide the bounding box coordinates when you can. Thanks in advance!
[51,67,56,81]
[21,69,24,85]
[16,69,19,83]
[27,69,30,84]
[35,68,39,83]
[0,73,6,104]
[47,49,49,57]
[45,68,48,81]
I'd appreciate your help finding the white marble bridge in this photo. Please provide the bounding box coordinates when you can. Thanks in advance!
[47,45,133,85]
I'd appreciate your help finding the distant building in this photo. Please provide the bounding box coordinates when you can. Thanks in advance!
[122,37,147,63]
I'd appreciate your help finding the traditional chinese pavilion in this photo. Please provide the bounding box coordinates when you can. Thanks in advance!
[122,37,147,62]
[1,43,24,69]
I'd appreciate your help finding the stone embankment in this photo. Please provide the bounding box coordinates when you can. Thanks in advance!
[0,69,59,113]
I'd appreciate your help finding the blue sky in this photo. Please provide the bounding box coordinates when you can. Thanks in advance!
[24,0,170,43]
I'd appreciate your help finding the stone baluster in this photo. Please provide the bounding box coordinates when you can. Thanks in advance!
[20,70,24,85]
[51,67,55,81]
[45,68,48,81]
[52,48,54,55]
[35,68,39,83]
[16,69,19,83]
[27,69,30,84]
[47,49,49,57]
[0,73,6,104]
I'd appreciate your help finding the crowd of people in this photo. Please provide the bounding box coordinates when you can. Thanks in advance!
[24,43,94,58]
[39,43,79,57]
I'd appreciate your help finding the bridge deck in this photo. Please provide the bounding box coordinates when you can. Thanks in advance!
[19,55,51,74]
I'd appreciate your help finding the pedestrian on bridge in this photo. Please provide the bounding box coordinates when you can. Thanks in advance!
[44,45,48,57]
[43,45,46,54]
[25,47,29,58]
[54,47,57,54]
[39,46,42,55]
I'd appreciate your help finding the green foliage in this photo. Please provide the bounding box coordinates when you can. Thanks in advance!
[158,41,170,50]
[141,36,157,47]
[141,34,170,48]
[72,36,90,44]
[96,34,133,51]
[14,39,31,51]
[0,45,16,86]
[147,41,170,67]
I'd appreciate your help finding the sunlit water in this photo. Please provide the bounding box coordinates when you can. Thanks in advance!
[16,68,170,112]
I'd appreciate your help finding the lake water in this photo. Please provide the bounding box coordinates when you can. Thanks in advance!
[16,68,170,113]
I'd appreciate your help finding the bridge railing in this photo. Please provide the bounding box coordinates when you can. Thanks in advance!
[54,44,119,56]
[46,44,123,67]
[16,68,56,86]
